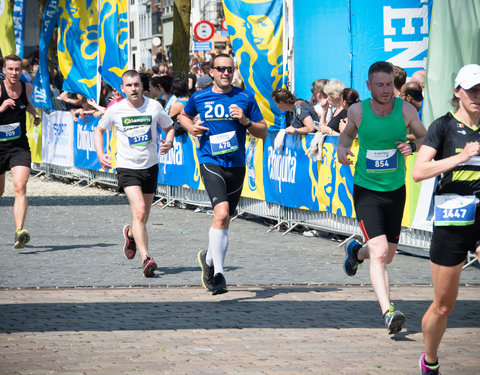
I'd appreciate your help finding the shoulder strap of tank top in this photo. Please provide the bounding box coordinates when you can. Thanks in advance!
[20,81,28,102]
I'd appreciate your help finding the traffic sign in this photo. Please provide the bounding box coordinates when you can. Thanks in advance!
[194,20,215,42]
[221,19,228,32]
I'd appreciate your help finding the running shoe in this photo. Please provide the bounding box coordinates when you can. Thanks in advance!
[122,225,136,260]
[212,273,228,295]
[419,353,441,374]
[142,257,157,278]
[14,228,30,249]
[343,238,362,276]
[384,303,406,334]
[197,250,214,291]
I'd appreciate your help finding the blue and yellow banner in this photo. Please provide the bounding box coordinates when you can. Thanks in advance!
[31,0,59,109]
[13,0,26,57]
[98,0,128,94]
[223,0,285,130]
[57,0,98,100]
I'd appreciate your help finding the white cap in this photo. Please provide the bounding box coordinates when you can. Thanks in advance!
[454,64,480,90]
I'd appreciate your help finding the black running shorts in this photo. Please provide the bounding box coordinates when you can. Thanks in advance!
[353,184,406,244]
[0,147,31,174]
[117,164,159,194]
[430,209,480,266]
[200,163,245,216]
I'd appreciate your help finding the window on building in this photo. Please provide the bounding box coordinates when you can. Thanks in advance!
[130,21,134,39]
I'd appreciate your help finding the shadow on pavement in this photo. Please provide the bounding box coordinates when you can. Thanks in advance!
[0,289,477,334]
[14,243,116,254]
[0,196,127,207]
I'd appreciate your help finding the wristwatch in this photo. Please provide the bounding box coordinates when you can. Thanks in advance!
[245,119,253,128]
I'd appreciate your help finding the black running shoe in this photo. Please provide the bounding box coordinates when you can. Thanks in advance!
[142,257,157,278]
[197,250,214,291]
[344,238,362,276]
[212,273,228,295]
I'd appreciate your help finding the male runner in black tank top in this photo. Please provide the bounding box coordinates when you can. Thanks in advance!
[0,55,41,249]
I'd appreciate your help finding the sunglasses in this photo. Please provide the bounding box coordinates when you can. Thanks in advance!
[213,66,234,74]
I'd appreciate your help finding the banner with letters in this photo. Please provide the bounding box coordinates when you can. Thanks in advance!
[293,0,432,102]
[74,115,103,171]
[13,0,25,57]
[31,0,59,110]
[41,111,74,167]
[98,0,128,94]
[157,132,203,190]
[57,0,98,100]
[223,0,286,130]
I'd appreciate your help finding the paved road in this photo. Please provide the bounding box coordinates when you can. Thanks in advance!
[0,189,479,374]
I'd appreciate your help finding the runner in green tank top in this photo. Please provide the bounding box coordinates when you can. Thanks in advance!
[337,61,426,334]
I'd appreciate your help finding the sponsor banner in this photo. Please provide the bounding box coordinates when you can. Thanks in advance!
[223,0,285,129]
[157,132,202,190]
[41,111,74,167]
[73,115,103,170]
[263,132,357,216]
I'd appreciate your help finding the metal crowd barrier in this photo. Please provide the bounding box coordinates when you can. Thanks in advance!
[32,162,432,257]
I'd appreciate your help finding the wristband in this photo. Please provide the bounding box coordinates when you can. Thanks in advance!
[408,142,417,153]
[245,119,252,128]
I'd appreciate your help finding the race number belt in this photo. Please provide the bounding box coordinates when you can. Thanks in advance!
[366,149,398,173]
[434,194,478,226]
[210,131,239,156]
[0,122,21,141]
[126,127,152,147]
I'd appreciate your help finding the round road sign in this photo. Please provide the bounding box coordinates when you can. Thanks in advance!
[221,19,228,31]
[194,20,215,42]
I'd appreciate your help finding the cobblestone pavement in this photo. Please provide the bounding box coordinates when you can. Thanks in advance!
[0,180,479,374]
[0,286,479,375]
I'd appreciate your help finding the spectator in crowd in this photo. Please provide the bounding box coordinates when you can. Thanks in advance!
[169,78,190,137]
[151,65,160,77]
[233,65,243,88]
[401,81,423,113]
[412,69,426,92]
[401,81,424,141]
[393,65,407,98]
[139,72,150,97]
[200,61,211,76]
[19,59,32,83]
[52,67,63,90]
[158,63,169,76]
[0,56,5,80]
[272,88,318,135]
[196,75,213,91]
[59,91,84,111]
[149,76,163,102]
[318,79,346,135]
[188,66,197,96]
[155,75,176,114]
[311,79,333,123]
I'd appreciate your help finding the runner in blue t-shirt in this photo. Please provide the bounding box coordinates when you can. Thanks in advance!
[178,53,267,295]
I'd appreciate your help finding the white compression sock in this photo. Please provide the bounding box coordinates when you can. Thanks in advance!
[207,227,229,275]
